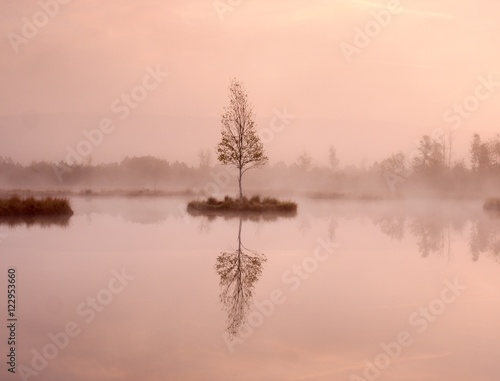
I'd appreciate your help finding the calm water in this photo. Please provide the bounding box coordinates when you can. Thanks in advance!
[1,197,499,381]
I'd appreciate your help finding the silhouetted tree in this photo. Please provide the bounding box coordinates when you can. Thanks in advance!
[217,79,268,199]
[487,134,500,169]
[296,151,312,171]
[198,149,212,170]
[380,152,407,177]
[412,135,445,175]
[442,128,456,168]
[328,145,339,172]
[470,133,491,172]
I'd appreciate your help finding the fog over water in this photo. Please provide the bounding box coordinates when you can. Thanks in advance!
[1,198,499,381]
[1,1,500,380]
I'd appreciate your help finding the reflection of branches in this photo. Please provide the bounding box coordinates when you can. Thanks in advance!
[328,216,338,241]
[298,214,311,235]
[215,218,267,337]
[470,214,500,262]
[0,216,71,228]
[197,217,211,234]
[410,218,445,257]
[373,215,406,241]
[369,209,500,262]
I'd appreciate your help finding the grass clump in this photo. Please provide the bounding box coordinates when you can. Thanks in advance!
[187,195,297,214]
[0,195,74,217]
[484,198,500,211]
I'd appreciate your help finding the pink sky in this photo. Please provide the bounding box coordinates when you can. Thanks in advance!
[0,0,499,166]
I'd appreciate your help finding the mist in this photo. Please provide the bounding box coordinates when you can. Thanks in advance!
[1,0,500,170]
[2,2,500,381]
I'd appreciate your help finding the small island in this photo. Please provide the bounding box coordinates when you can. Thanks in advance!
[187,79,297,217]
[188,195,297,214]
[483,198,500,211]
[0,195,74,217]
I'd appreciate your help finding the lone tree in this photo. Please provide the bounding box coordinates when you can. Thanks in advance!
[217,79,268,199]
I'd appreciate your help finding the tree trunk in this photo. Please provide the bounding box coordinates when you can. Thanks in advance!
[237,217,242,248]
[238,168,243,200]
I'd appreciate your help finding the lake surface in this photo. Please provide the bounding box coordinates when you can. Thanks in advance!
[1,197,499,381]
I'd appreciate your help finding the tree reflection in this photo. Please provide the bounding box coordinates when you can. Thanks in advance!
[215,218,267,337]
[373,215,406,241]
[0,215,71,228]
[370,211,465,260]
[470,213,500,262]
[409,217,446,258]
[328,215,338,241]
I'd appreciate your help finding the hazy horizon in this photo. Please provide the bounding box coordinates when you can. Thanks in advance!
[1,3,500,380]
[1,0,499,167]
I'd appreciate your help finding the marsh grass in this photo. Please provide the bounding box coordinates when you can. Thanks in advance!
[0,195,73,217]
[187,195,297,216]
[484,198,500,211]
[0,189,198,199]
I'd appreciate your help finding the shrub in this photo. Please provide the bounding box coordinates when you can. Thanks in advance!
[0,195,74,216]
[187,195,297,214]
[484,198,500,211]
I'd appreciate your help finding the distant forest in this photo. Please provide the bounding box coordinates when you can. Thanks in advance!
[1,132,500,197]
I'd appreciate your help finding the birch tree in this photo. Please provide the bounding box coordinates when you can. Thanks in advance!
[217,79,268,199]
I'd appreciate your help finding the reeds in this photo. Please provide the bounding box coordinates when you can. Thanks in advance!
[187,195,297,213]
[483,198,500,211]
[0,195,73,216]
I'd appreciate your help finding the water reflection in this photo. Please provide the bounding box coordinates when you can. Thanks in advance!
[369,208,500,262]
[215,218,267,337]
[72,198,500,262]
[470,212,500,262]
[188,209,297,222]
[373,215,405,241]
[0,215,71,228]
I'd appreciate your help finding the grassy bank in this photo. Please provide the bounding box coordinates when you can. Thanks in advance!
[187,195,297,214]
[0,188,197,199]
[484,198,500,211]
[0,195,74,217]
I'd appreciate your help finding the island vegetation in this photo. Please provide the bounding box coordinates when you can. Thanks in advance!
[1,87,500,211]
[188,195,297,214]
[0,195,73,217]
[483,198,500,211]
[187,79,297,215]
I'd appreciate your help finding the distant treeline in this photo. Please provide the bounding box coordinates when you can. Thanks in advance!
[1,132,500,197]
